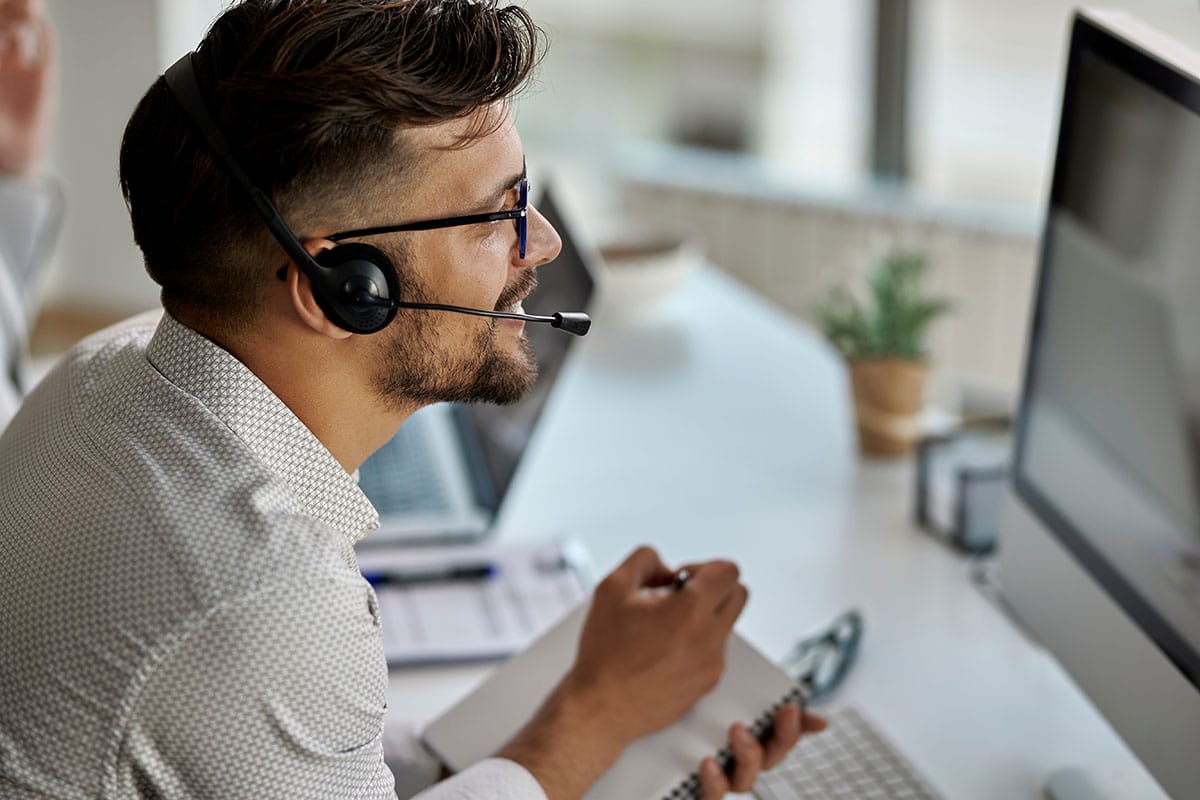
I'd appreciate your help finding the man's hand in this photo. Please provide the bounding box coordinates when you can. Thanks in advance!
[697,703,828,798]
[0,0,54,176]
[565,545,748,743]
[497,546,749,800]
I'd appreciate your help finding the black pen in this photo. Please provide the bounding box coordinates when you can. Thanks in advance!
[672,568,692,591]
[362,562,497,588]
[643,568,692,598]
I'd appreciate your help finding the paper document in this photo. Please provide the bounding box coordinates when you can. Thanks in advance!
[356,539,591,666]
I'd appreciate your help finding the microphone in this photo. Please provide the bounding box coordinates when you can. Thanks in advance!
[351,293,591,336]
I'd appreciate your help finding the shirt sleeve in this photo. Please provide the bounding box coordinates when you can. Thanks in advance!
[119,572,397,799]
[0,176,63,430]
[411,759,548,800]
[119,570,550,800]
[383,714,441,797]
[383,718,547,800]
[0,176,63,288]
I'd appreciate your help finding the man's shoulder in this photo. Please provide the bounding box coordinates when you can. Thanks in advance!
[66,309,163,365]
[25,310,164,416]
[0,310,160,457]
[1,306,348,582]
[2,306,365,608]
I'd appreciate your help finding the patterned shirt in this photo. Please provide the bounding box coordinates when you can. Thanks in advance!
[0,177,62,430]
[0,312,547,799]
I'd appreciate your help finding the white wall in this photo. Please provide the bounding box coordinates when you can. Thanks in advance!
[40,0,226,316]
[41,0,159,313]
[910,0,1200,210]
[758,0,873,188]
[155,0,228,68]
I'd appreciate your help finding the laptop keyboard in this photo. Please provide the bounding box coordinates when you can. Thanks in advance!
[754,706,943,800]
[358,417,453,515]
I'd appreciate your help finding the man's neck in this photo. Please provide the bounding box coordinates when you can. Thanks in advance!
[205,320,417,474]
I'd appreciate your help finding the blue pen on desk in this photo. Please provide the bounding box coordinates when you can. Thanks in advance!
[362,562,498,588]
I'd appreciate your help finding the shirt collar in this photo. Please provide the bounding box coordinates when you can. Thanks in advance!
[145,313,380,541]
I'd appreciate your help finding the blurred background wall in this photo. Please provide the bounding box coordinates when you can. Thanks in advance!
[31,0,1200,403]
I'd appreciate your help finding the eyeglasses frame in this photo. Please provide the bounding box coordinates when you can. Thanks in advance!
[328,163,529,258]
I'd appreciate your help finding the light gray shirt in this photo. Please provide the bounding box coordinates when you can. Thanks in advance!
[0,176,62,429]
[0,312,547,799]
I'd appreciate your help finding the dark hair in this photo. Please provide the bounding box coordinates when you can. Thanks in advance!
[119,0,543,337]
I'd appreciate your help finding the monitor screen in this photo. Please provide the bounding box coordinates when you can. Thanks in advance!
[1014,18,1200,689]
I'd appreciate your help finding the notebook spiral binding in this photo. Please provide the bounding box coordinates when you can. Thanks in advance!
[659,683,809,800]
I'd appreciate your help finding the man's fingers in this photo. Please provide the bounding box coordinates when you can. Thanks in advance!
[761,703,804,769]
[801,710,828,733]
[605,545,673,591]
[699,707,818,800]
[697,756,727,800]
[726,723,764,792]
[683,559,739,601]
[714,582,749,627]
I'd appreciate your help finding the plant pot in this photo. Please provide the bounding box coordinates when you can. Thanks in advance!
[848,358,928,457]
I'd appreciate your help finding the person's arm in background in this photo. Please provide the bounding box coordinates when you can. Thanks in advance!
[0,0,53,176]
[0,0,58,430]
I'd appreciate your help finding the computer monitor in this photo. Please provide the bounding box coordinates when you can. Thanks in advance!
[999,9,1200,798]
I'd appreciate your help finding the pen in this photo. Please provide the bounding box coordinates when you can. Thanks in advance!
[362,562,497,588]
[640,568,692,598]
[672,568,692,591]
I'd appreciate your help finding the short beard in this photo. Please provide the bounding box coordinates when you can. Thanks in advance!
[370,249,539,409]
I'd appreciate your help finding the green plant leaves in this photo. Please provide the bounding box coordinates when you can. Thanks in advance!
[815,252,951,360]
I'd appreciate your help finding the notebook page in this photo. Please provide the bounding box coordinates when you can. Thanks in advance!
[357,539,589,666]
[422,602,799,800]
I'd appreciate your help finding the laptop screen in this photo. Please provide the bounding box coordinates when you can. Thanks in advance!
[459,185,596,506]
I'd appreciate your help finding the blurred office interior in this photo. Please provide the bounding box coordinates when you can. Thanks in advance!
[32,0,1200,407]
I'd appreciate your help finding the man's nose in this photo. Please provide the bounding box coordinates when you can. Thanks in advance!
[519,203,562,268]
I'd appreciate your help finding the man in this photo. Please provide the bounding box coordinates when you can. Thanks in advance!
[0,0,58,429]
[0,1,823,798]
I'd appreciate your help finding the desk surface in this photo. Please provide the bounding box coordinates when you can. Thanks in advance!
[386,266,1168,800]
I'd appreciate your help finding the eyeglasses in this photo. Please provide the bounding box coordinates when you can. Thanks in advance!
[328,165,530,258]
[781,609,864,703]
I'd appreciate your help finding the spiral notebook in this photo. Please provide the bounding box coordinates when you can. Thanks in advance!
[422,601,804,800]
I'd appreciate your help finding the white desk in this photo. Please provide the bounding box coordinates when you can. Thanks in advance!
[386,266,1168,800]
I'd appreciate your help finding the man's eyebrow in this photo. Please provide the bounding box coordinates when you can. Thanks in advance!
[470,164,526,213]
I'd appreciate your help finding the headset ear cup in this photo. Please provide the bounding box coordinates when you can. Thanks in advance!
[312,243,401,334]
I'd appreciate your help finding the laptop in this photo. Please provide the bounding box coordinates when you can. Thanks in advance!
[355,181,601,547]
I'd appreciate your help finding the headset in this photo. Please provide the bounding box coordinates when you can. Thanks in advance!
[161,53,589,337]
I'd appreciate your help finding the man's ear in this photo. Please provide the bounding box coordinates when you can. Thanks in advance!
[284,239,354,340]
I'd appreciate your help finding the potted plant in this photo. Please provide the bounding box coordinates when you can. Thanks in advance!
[817,253,951,456]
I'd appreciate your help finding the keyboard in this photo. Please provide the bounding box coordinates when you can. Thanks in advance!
[358,414,452,515]
[754,706,943,800]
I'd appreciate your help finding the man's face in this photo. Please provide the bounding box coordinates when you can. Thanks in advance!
[362,105,562,409]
